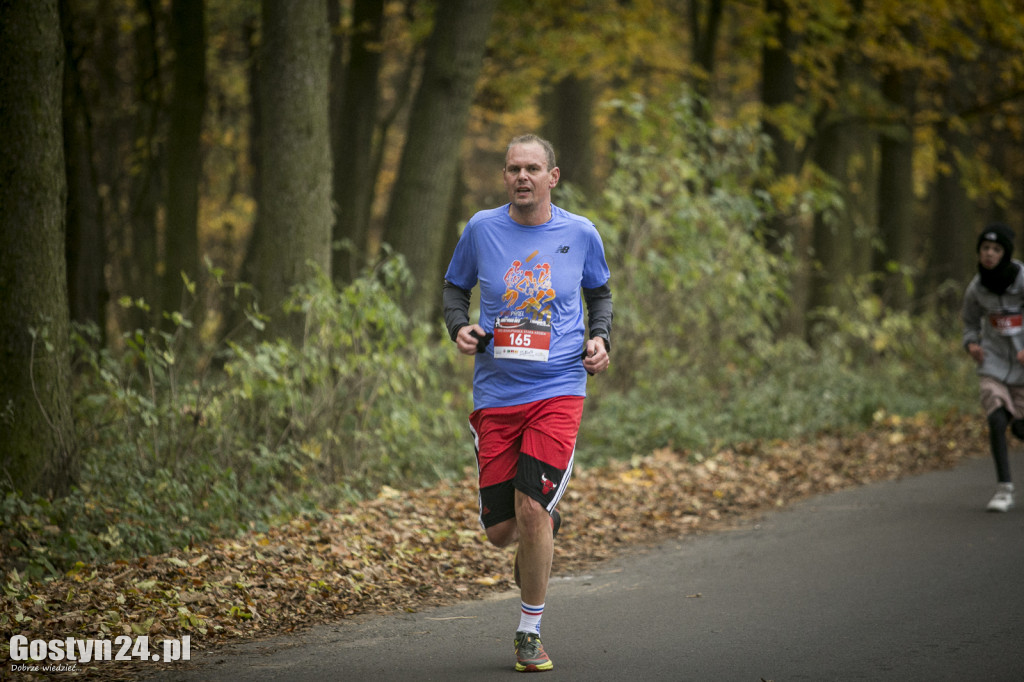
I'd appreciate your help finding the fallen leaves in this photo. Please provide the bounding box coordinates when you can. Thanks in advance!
[0,411,984,679]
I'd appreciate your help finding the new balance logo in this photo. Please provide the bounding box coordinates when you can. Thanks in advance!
[556,245,570,254]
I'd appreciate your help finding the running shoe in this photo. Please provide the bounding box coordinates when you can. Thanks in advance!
[513,510,561,588]
[987,483,1015,512]
[514,631,553,672]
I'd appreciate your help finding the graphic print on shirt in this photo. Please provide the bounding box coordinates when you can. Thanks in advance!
[493,250,554,362]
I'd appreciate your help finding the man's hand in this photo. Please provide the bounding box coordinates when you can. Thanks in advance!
[967,342,984,364]
[583,337,609,375]
[456,324,489,356]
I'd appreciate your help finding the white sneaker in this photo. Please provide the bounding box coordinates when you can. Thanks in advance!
[986,483,1015,512]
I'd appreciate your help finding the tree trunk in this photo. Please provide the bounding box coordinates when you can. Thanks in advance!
[920,57,979,316]
[91,0,128,334]
[806,5,878,332]
[687,0,724,113]
[0,0,78,496]
[759,0,807,338]
[61,0,108,335]
[255,0,333,341]
[246,14,262,209]
[383,0,498,317]
[925,125,977,314]
[162,0,206,326]
[874,69,917,311]
[127,0,162,329]
[808,120,852,316]
[332,0,384,284]
[808,105,878,322]
[988,127,1012,226]
[760,0,798,252]
[228,15,264,338]
[542,75,597,198]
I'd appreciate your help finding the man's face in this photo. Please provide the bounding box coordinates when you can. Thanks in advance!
[980,241,1005,270]
[503,142,559,213]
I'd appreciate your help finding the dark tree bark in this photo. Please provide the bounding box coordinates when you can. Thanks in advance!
[228,14,264,338]
[126,0,162,328]
[760,0,808,338]
[988,127,1013,226]
[89,1,130,332]
[162,0,207,325]
[542,75,597,198]
[332,0,384,284]
[918,55,979,315]
[0,0,78,496]
[808,109,878,317]
[689,0,724,102]
[246,14,262,212]
[61,0,107,334]
[254,0,333,341]
[383,0,498,316]
[760,0,798,252]
[874,69,917,311]
[679,0,724,192]
[806,2,878,328]
[925,125,977,314]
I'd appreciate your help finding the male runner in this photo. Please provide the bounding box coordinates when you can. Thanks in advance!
[443,134,612,672]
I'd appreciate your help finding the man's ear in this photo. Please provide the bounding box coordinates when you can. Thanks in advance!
[549,166,560,187]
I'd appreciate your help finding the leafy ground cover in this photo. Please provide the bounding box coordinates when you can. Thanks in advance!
[1,410,983,679]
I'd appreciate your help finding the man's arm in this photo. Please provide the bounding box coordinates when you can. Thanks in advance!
[442,280,472,341]
[444,280,489,355]
[583,283,613,350]
[582,283,612,375]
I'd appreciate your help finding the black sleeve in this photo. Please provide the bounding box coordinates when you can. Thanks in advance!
[582,283,613,350]
[442,280,472,341]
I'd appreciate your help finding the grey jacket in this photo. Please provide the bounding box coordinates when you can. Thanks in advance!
[962,260,1024,385]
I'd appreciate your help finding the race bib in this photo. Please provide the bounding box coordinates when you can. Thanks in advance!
[493,315,551,361]
[989,309,1023,336]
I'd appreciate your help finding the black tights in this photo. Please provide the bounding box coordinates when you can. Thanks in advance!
[987,407,1013,483]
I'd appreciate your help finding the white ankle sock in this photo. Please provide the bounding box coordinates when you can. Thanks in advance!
[518,601,544,634]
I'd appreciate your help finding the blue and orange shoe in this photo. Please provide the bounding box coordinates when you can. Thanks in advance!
[513,510,561,588]
[514,631,553,672]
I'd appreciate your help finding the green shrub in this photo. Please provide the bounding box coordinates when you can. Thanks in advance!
[567,92,975,463]
[1,259,473,578]
[219,260,472,501]
[579,331,976,465]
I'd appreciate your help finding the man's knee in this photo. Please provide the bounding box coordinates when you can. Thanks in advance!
[514,491,549,529]
[485,518,516,548]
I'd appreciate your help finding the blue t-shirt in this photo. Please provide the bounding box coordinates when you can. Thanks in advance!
[444,204,611,409]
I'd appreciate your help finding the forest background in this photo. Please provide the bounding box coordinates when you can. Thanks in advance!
[1,0,1022,581]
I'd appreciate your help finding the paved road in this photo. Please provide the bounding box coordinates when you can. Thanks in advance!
[149,452,1024,682]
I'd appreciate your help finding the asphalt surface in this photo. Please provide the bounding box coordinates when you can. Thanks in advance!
[147,452,1024,682]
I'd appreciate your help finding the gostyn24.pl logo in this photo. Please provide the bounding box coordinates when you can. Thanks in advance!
[8,634,191,670]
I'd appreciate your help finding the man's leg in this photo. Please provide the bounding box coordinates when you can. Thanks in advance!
[514,489,553,605]
[512,490,556,672]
